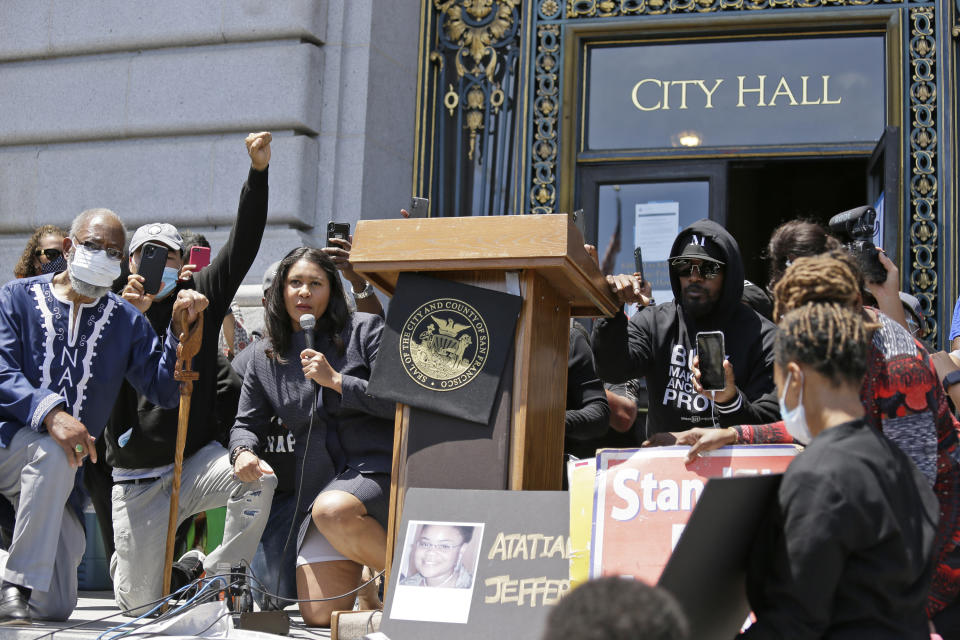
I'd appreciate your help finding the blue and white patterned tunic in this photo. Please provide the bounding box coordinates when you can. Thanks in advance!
[0,274,181,447]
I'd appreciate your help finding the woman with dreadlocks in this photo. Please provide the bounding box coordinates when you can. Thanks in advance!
[741,302,938,637]
[666,253,960,634]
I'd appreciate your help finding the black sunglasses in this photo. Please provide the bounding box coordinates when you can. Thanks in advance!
[34,248,63,261]
[669,258,723,280]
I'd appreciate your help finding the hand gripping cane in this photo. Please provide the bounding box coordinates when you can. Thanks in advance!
[161,309,203,609]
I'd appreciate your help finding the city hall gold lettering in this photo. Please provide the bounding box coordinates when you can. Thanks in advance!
[630,75,842,111]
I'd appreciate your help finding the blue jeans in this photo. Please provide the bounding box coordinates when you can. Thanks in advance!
[251,491,298,609]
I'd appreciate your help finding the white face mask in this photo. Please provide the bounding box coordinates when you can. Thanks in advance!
[68,242,122,288]
[779,370,811,445]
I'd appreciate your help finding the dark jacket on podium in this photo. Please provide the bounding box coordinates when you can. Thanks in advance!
[104,166,268,470]
[591,219,778,435]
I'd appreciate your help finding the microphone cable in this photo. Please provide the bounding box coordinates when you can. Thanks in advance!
[273,313,318,604]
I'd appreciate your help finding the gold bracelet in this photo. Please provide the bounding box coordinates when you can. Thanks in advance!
[729,427,739,445]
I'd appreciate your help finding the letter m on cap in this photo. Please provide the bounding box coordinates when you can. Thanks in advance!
[689,234,706,246]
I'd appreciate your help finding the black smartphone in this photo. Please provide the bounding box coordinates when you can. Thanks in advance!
[409,197,429,219]
[696,331,726,392]
[326,221,350,247]
[633,246,644,281]
[138,242,169,296]
[571,208,586,239]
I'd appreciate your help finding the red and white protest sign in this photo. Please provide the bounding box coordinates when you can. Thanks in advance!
[590,445,798,583]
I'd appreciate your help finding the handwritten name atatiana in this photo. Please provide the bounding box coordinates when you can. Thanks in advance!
[483,532,571,607]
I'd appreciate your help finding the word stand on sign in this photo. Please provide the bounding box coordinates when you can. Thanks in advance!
[589,445,797,583]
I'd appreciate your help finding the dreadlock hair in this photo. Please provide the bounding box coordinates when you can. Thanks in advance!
[765,219,843,290]
[775,303,872,387]
[264,247,350,363]
[772,253,864,321]
[14,224,68,278]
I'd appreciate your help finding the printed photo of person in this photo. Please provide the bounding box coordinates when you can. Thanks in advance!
[389,520,484,624]
[400,523,479,589]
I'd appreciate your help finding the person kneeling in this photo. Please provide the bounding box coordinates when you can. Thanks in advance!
[230,248,395,626]
[742,303,938,638]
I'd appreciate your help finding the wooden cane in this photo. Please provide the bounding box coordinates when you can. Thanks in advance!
[161,309,203,609]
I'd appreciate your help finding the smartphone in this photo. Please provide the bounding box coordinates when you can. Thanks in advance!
[696,331,726,392]
[326,221,350,247]
[188,246,211,271]
[408,197,429,219]
[138,242,169,296]
[571,208,586,239]
[633,246,644,281]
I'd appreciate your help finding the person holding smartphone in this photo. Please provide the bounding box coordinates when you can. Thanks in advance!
[592,220,779,437]
[102,132,276,615]
[322,231,383,317]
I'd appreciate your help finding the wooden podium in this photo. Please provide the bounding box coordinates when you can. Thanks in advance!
[350,214,619,580]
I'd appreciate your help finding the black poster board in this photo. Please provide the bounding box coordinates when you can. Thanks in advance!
[368,273,522,425]
[381,489,570,640]
[657,474,782,639]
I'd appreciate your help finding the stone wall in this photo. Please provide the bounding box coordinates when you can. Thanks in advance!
[0,0,419,285]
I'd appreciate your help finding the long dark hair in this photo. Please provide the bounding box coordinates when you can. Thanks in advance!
[264,247,350,362]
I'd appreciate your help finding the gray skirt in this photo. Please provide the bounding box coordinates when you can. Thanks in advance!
[295,467,391,554]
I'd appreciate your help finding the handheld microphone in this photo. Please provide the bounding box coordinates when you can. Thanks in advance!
[299,313,316,351]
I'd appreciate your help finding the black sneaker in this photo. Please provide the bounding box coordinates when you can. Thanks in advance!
[170,549,206,596]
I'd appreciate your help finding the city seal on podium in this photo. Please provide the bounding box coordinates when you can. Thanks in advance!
[400,298,489,391]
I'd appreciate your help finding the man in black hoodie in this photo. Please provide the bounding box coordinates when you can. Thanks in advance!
[104,133,277,615]
[592,219,779,436]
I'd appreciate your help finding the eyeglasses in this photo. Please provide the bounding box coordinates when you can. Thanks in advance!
[34,248,63,261]
[73,238,124,261]
[669,259,723,280]
[416,540,461,553]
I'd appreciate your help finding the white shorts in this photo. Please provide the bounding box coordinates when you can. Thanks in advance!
[296,515,348,567]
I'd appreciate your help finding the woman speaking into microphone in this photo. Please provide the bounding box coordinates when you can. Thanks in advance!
[228,247,394,626]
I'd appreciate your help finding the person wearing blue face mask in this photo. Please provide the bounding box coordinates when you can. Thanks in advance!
[100,132,277,616]
[742,302,939,638]
[127,223,187,302]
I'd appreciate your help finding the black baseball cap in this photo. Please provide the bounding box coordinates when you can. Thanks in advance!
[671,234,725,265]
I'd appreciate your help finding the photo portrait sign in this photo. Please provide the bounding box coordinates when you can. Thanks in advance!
[382,489,570,640]
[590,446,797,583]
[368,273,522,424]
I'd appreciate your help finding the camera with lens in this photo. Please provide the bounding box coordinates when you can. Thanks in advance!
[828,205,887,284]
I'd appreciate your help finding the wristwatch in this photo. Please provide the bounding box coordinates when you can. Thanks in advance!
[943,370,960,392]
[353,281,375,300]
